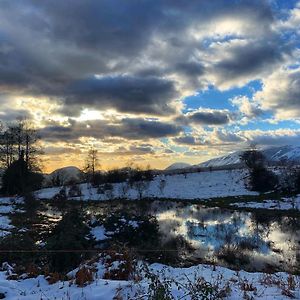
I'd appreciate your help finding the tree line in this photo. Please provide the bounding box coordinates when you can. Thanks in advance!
[0,119,43,195]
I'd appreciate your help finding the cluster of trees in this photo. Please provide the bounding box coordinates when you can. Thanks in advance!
[240,148,278,193]
[83,147,153,186]
[240,147,300,194]
[0,119,43,195]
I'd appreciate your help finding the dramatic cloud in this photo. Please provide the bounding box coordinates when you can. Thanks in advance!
[0,0,284,118]
[212,40,284,88]
[40,118,183,142]
[61,76,178,116]
[255,67,300,119]
[0,0,298,170]
[177,109,233,126]
[231,96,264,118]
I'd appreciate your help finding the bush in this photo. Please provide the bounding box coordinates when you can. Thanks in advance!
[23,192,39,215]
[103,214,160,249]
[241,149,278,193]
[249,167,278,193]
[75,266,94,287]
[1,158,43,195]
[52,187,67,202]
[68,184,82,197]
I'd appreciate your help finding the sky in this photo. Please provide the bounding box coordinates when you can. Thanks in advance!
[0,0,300,172]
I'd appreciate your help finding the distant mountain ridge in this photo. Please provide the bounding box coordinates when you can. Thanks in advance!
[165,145,300,170]
[165,162,192,170]
[44,166,82,185]
[197,145,300,168]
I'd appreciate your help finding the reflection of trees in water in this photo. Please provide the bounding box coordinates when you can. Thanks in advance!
[80,200,300,272]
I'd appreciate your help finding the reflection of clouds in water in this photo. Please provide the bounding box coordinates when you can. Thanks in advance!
[155,203,300,272]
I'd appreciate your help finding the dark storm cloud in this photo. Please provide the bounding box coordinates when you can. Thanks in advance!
[0,0,281,119]
[40,118,183,142]
[189,111,230,125]
[177,110,231,126]
[174,62,204,77]
[173,135,197,145]
[0,109,33,122]
[214,41,284,84]
[61,76,177,116]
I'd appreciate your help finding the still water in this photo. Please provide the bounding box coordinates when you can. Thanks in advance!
[44,200,300,273]
[152,202,300,273]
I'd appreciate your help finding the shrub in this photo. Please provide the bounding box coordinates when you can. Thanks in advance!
[23,192,39,213]
[52,187,67,203]
[68,184,82,197]
[75,266,94,287]
[103,214,160,249]
[102,250,135,281]
[1,158,43,195]
[241,149,278,193]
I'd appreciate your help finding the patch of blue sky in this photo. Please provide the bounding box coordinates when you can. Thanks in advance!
[201,34,244,48]
[272,0,298,11]
[182,80,262,113]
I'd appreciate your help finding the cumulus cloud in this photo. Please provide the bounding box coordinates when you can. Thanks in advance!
[254,67,300,119]
[40,118,183,142]
[231,96,264,119]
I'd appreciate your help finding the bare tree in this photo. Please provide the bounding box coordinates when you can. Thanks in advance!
[84,147,99,183]
[0,119,42,171]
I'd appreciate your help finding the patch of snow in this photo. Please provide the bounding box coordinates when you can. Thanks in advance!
[0,215,14,232]
[91,226,107,241]
[0,205,14,214]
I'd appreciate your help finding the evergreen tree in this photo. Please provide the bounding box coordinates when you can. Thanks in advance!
[46,209,93,273]
[1,150,43,195]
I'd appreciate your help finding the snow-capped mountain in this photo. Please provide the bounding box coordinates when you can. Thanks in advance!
[197,151,243,168]
[197,145,300,168]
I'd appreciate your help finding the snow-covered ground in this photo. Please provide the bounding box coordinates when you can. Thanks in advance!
[0,197,19,238]
[231,197,300,211]
[0,261,299,299]
[36,169,257,201]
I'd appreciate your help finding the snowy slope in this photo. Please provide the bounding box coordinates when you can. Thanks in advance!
[0,261,299,300]
[44,166,82,185]
[197,145,300,168]
[197,151,242,168]
[36,169,257,201]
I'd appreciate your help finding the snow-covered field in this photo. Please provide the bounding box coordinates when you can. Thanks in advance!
[1,169,300,299]
[36,169,257,201]
[0,261,299,299]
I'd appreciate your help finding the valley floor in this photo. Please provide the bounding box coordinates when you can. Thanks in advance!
[1,168,300,299]
[36,169,257,201]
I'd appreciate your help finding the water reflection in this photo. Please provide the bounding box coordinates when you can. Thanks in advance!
[46,200,300,273]
[154,203,300,273]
